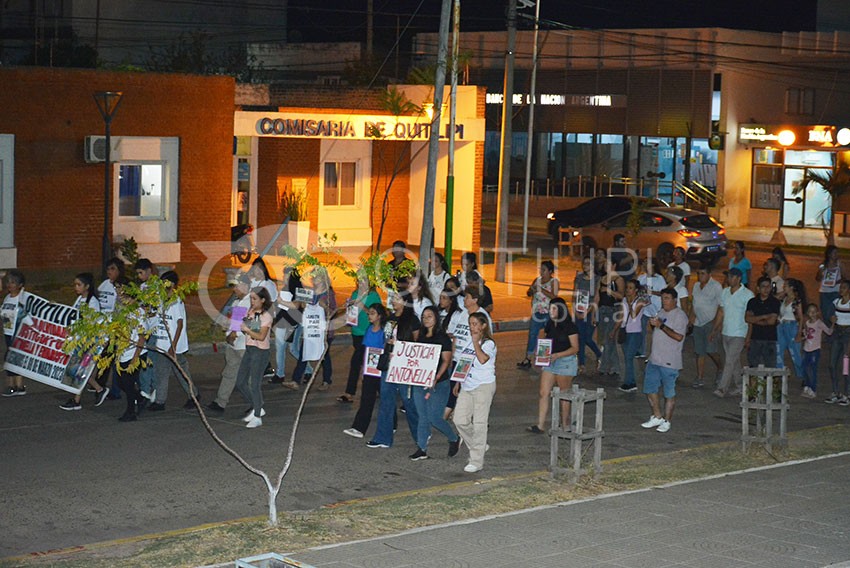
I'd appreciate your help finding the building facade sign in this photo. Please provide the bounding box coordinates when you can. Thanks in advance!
[234,111,485,142]
[485,93,627,107]
[739,123,850,148]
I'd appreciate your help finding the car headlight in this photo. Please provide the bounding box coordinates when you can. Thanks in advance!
[546,213,555,221]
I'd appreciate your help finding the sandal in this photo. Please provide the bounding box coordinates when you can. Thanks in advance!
[516,358,532,369]
[526,425,545,434]
[337,394,354,403]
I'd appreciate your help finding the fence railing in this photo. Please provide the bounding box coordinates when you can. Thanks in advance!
[484,176,718,210]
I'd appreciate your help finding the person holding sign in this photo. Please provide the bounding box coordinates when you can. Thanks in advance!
[235,287,274,428]
[1,270,28,397]
[527,298,579,435]
[409,306,460,460]
[367,293,420,449]
[98,258,129,399]
[206,276,252,413]
[287,268,336,391]
[453,312,497,473]
[344,304,389,439]
[573,256,600,375]
[339,276,381,403]
[59,273,110,411]
[517,260,559,369]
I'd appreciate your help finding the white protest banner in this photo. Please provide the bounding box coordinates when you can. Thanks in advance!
[3,293,93,394]
[385,340,441,388]
[301,302,326,361]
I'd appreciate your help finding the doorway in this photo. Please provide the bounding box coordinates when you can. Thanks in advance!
[782,166,832,229]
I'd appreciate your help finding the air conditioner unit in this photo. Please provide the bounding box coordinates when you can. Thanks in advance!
[84,136,107,163]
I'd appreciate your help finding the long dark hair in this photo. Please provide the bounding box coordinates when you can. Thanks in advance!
[251,286,273,312]
[394,299,419,342]
[251,257,272,281]
[75,272,96,304]
[439,287,461,332]
[785,278,806,308]
[547,297,574,333]
[421,305,445,338]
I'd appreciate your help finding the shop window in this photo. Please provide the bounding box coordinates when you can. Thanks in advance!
[751,165,783,209]
[785,88,814,116]
[323,162,356,206]
[118,164,164,218]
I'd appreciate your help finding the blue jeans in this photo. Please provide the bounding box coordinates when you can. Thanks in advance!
[576,317,601,367]
[829,325,850,395]
[802,349,820,392]
[821,292,840,330]
[371,377,419,447]
[622,332,642,387]
[597,306,620,374]
[293,337,333,385]
[411,380,458,451]
[776,321,803,377]
[526,312,550,357]
[274,329,294,379]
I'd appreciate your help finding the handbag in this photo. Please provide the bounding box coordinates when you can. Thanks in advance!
[617,327,627,344]
[376,346,392,371]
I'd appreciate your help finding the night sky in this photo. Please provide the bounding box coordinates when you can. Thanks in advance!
[288,0,819,47]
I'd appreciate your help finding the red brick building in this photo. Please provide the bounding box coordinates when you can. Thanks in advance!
[0,67,234,270]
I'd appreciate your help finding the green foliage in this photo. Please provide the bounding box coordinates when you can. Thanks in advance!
[626,197,650,237]
[355,253,416,291]
[280,185,308,221]
[146,31,260,81]
[63,276,199,375]
[379,86,421,116]
[119,237,140,268]
[794,161,850,242]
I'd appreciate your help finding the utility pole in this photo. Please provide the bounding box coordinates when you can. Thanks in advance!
[419,0,452,276]
[521,0,541,253]
[444,0,460,271]
[494,0,517,282]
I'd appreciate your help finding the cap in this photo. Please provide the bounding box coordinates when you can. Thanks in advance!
[728,267,743,278]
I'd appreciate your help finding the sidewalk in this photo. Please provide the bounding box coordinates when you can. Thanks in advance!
[289,453,850,568]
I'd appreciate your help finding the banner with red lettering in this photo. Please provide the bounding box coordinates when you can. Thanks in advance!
[3,293,91,394]
[385,341,442,388]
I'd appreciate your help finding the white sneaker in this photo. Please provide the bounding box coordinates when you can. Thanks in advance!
[641,415,664,429]
[463,463,482,473]
[242,408,266,422]
[245,416,262,429]
[656,419,671,433]
[801,387,816,399]
[343,428,364,439]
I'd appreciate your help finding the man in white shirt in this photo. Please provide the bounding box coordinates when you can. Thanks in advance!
[207,277,251,412]
[148,271,199,411]
[690,264,723,388]
[711,268,754,398]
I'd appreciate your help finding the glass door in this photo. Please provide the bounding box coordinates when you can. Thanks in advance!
[782,166,832,228]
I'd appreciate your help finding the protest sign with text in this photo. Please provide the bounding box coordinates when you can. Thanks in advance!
[3,293,92,394]
[385,340,441,388]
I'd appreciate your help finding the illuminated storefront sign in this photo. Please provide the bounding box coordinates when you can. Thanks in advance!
[234,111,485,141]
[485,93,626,107]
[739,123,850,147]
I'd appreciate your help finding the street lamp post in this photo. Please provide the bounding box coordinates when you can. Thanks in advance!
[93,91,123,276]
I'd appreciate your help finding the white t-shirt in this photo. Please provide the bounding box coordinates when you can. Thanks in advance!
[668,261,691,281]
[460,338,497,391]
[638,273,666,313]
[73,295,102,312]
[691,278,722,327]
[118,311,152,364]
[152,299,189,354]
[97,280,118,313]
[250,278,278,302]
[833,297,850,327]
[428,271,450,302]
[412,297,433,320]
[448,306,492,361]
[674,283,689,309]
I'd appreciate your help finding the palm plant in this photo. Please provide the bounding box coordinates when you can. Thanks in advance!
[793,161,850,245]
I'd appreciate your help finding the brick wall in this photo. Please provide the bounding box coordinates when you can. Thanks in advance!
[256,137,320,231]
[371,139,410,251]
[0,67,234,270]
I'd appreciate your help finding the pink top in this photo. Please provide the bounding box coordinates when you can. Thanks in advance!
[245,310,273,349]
[803,319,833,352]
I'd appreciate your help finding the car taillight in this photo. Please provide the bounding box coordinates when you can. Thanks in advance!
[717,228,725,235]
[678,229,700,238]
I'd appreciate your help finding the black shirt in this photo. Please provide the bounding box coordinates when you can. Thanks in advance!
[545,318,579,354]
[419,331,453,383]
[746,295,780,342]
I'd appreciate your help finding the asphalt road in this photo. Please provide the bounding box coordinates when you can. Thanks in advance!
[2,329,849,558]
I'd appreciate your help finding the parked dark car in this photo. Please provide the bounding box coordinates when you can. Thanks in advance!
[546,196,668,241]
